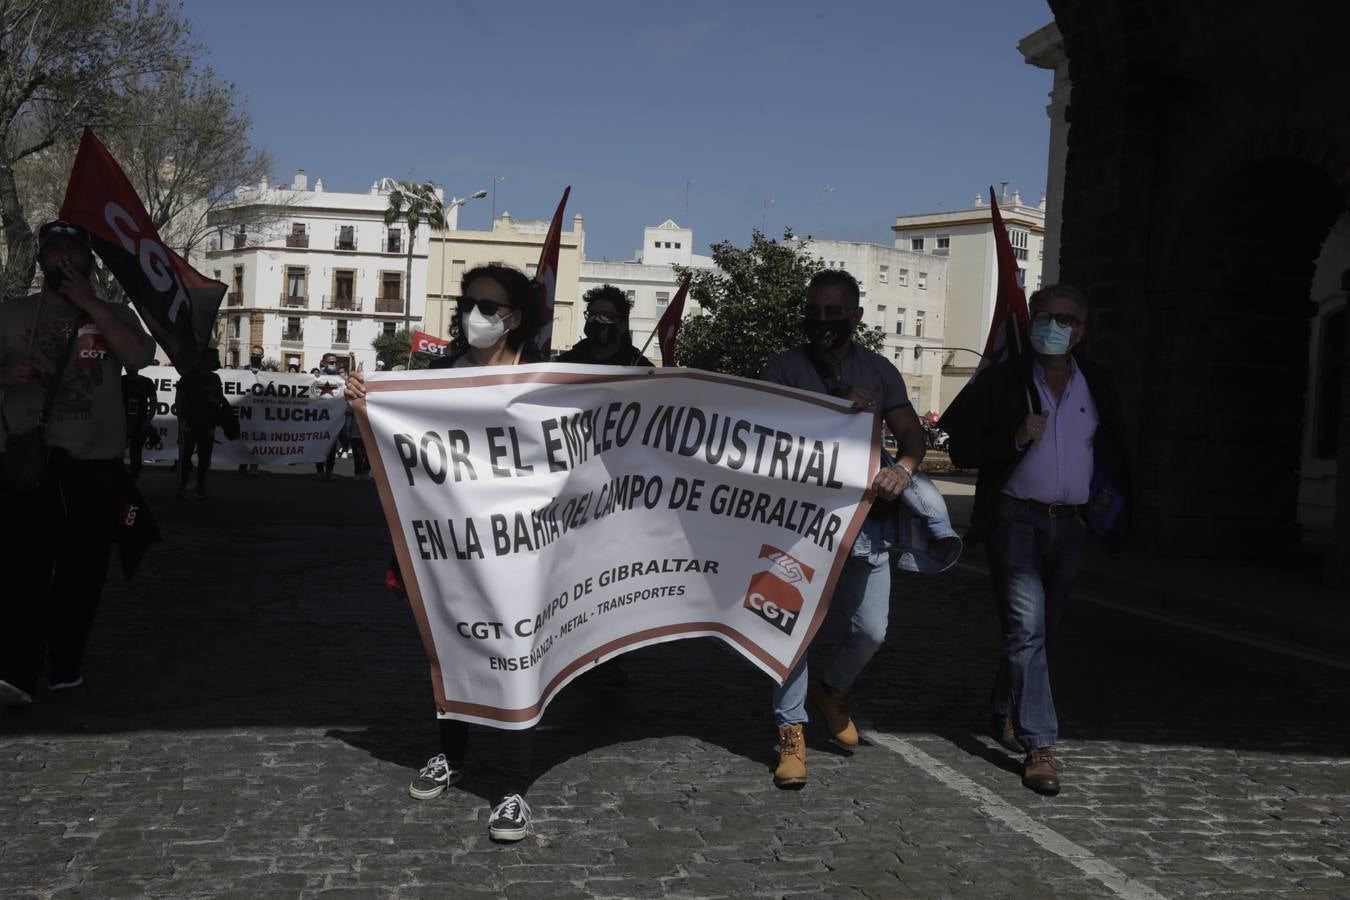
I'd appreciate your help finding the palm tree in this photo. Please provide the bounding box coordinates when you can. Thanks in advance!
[382,179,448,341]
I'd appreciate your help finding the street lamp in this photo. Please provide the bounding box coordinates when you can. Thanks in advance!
[491,175,505,222]
[437,189,489,337]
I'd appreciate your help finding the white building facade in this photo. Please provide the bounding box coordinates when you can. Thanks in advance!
[892,191,1047,410]
[807,239,950,415]
[578,220,715,358]
[205,171,455,371]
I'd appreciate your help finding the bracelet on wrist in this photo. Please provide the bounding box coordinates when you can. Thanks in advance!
[893,461,913,479]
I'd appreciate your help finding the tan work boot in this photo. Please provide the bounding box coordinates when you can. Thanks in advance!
[1022,747,1061,795]
[807,680,859,747]
[774,723,807,787]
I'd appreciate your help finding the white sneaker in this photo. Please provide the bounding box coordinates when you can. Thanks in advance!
[0,679,34,707]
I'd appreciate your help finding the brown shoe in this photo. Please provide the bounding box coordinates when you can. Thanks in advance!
[1022,747,1061,795]
[774,724,807,787]
[990,714,1025,754]
[807,680,859,747]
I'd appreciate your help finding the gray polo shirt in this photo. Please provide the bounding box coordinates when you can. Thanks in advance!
[759,343,911,414]
[0,294,154,460]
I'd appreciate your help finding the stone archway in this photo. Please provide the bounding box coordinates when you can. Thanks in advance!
[1041,0,1350,581]
[1141,153,1347,558]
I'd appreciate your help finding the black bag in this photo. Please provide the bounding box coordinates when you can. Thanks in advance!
[2,324,80,493]
[215,396,240,440]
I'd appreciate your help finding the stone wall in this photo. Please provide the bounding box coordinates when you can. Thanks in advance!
[1048,1,1350,577]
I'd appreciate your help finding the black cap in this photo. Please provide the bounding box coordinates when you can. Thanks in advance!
[37,219,91,251]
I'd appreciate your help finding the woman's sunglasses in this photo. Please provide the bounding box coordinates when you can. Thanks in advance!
[458,296,515,317]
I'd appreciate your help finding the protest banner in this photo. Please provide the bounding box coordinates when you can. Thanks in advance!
[357,365,878,729]
[141,366,348,465]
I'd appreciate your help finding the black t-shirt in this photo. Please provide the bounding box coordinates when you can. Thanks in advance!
[557,338,653,367]
[175,370,224,424]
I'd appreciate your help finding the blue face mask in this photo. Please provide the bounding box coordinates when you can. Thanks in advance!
[1029,319,1073,355]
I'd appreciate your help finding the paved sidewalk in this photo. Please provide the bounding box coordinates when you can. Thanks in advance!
[2,467,1348,898]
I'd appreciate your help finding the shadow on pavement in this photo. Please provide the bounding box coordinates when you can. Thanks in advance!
[6,466,1349,784]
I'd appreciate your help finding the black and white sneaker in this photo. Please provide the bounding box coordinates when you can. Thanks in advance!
[0,679,34,707]
[487,793,531,842]
[408,753,462,800]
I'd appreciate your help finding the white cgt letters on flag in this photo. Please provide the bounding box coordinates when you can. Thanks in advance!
[357,365,879,728]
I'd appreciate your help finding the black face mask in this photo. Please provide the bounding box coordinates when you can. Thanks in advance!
[249,355,263,368]
[802,318,853,354]
[584,320,623,348]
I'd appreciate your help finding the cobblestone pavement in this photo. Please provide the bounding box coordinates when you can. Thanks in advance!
[2,468,1348,899]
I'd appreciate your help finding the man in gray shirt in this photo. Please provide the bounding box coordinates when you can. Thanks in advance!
[0,220,154,707]
[759,269,927,787]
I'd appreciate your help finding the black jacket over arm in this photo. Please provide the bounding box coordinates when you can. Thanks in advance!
[939,354,1132,553]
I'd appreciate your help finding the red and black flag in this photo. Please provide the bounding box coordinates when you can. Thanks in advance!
[977,186,1031,373]
[59,127,226,374]
[656,271,691,367]
[532,186,570,355]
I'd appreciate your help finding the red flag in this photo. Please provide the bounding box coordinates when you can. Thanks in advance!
[532,186,571,355]
[977,186,1030,372]
[411,329,449,359]
[58,127,226,374]
[655,271,691,367]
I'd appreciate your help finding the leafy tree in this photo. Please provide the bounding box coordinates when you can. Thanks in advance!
[108,66,272,256]
[0,0,194,296]
[17,64,273,308]
[674,228,882,378]
[383,179,448,340]
[372,328,431,370]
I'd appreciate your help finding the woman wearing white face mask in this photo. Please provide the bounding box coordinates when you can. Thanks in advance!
[440,264,543,368]
[343,264,542,842]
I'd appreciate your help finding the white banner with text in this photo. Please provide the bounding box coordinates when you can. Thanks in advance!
[358,365,879,728]
[141,366,348,465]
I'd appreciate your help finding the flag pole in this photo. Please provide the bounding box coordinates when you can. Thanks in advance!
[638,325,659,357]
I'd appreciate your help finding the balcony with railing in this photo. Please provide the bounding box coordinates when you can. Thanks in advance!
[321,294,363,312]
[383,235,403,254]
[285,233,310,249]
[332,327,351,350]
[232,233,247,250]
[280,292,309,308]
[374,295,404,314]
[226,291,243,307]
[280,328,304,347]
[333,235,358,251]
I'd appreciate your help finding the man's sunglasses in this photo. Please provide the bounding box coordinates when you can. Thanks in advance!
[1031,311,1081,328]
[804,304,854,321]
[458,296,515,317]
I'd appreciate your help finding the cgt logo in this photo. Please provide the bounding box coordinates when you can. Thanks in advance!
[742,545,815,636]
[76,323,108,368]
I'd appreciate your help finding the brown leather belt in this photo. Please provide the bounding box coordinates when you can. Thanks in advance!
[1023,499,1084,518]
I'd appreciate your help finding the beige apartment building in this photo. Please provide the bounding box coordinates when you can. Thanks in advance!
[892,190,1046,409]
[426,211,585,352]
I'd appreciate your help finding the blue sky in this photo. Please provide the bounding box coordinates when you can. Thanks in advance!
[181,0,1055,261]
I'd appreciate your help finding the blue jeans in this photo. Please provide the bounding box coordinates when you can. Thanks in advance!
[773,515,893,725]
[986,496,1087,751]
